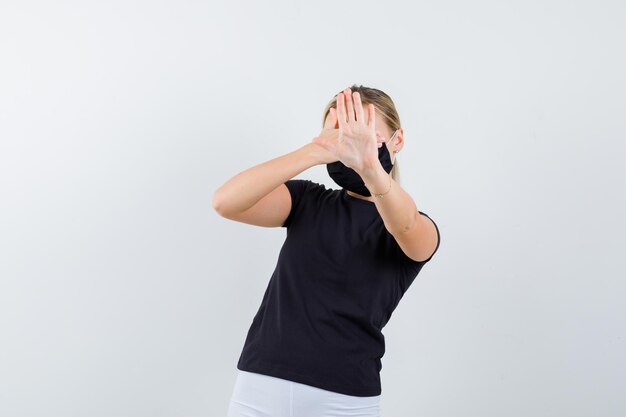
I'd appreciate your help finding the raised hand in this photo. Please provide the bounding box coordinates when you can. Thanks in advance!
[333,87,380,173]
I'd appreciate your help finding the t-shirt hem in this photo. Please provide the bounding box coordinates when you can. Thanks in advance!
[236,359,382,397]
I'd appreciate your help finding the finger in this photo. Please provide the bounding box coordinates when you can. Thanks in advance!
[353,91,365,123]
[368,103,376,131]
[344,87,355,123]
[324,108,336,129]
[330,107,337,129]
[336,93,348,130]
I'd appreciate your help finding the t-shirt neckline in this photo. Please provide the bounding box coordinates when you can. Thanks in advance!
[342,188,378,207]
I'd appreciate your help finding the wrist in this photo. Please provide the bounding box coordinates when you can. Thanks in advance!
[299,143,323,167]
[358,160,385,182]
[360,164,390,194]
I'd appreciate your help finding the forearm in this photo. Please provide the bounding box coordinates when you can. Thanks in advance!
[360,164,421,236]
[212,143,320,215]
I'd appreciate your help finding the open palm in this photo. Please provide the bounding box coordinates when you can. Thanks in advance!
[333,87,379,173]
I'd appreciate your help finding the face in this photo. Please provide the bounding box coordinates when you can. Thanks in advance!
[325,105,404,163]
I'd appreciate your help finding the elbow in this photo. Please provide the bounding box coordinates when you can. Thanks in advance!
[212,188,227,216]
[212,186,243,219]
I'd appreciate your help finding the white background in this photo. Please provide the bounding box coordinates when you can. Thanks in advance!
[1,1,625,416]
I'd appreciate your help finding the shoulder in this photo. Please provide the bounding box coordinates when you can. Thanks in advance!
[284,179,329,201]
[281,179,333,228]
[285,179,327,191]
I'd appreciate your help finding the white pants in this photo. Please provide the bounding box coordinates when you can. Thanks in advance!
[227,370,381,417]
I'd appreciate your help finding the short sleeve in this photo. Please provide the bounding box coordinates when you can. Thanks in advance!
[281,179,319,228]
[417,211,440,263]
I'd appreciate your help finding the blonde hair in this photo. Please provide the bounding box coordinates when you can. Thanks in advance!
[322,84,402,184]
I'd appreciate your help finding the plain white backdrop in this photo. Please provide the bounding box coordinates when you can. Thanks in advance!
[1,0,625,416]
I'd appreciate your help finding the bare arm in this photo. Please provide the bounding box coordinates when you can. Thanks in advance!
[212,143,322,222]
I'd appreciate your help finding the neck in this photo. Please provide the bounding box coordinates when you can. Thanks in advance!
[346,190,375,202]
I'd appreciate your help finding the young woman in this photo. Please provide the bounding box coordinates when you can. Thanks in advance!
[213,85,441,417]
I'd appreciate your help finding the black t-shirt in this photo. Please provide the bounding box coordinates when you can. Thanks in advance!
[236,179,440,397]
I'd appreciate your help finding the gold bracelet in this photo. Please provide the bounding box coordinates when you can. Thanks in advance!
[367,175,392,198]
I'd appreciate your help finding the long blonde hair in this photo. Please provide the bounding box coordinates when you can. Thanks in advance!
[321,84,402,184]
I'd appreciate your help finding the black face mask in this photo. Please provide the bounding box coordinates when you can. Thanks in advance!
[326,130,397,197]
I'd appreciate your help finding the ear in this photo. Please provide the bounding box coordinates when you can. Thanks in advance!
[394,128,405,148]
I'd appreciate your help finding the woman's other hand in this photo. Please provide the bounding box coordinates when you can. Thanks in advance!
[310,107,341,164]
